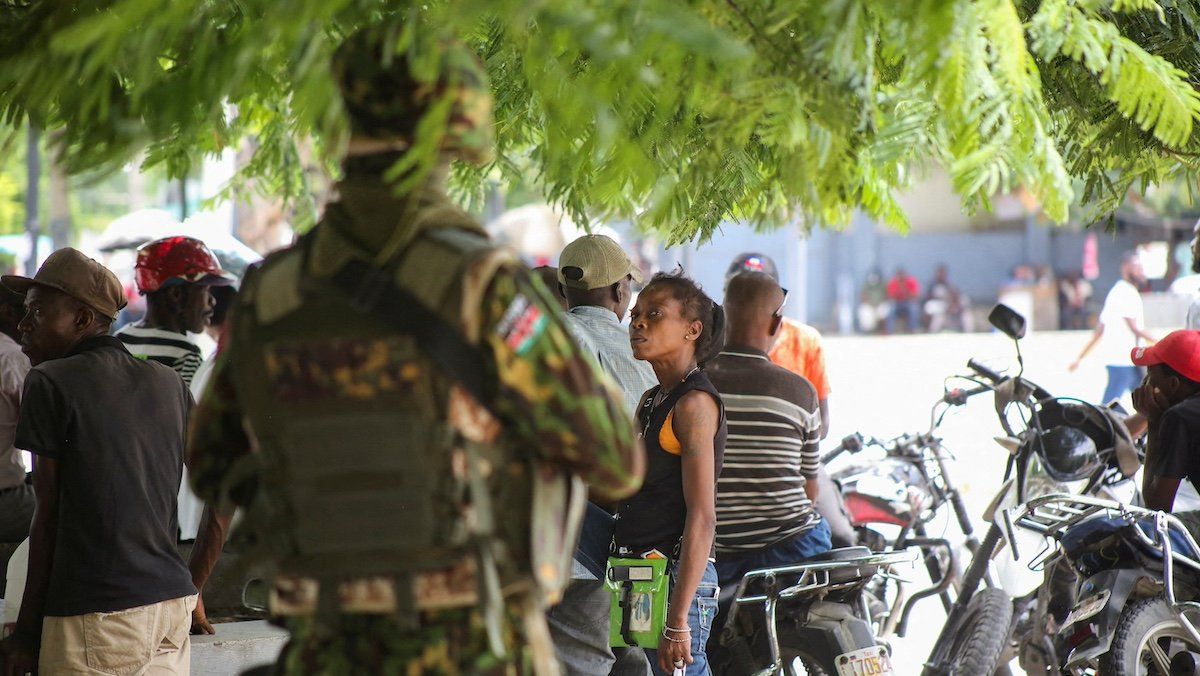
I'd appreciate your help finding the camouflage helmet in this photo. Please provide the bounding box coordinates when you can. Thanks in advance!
[333,29,493,165]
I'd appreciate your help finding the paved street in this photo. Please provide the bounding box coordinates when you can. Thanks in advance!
[821,329,1118,674]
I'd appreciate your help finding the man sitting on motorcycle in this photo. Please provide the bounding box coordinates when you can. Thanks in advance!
[1131,330,1200,533]
[706,272,832,612]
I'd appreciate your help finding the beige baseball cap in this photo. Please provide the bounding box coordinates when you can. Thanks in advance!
[558,235,644,290]
[3,248,127,320]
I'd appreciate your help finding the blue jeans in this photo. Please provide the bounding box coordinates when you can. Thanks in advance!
[1102,365,1145,405]
[713,519,833,620]
[643,562,719,676]
[887,301,920,333]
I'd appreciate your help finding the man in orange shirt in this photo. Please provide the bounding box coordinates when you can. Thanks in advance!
[726,254,856,547]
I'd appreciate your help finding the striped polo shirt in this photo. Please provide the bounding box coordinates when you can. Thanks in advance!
[115,324,204,386]
[707,347,822,553]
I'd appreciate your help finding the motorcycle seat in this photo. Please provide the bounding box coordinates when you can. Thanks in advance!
[805,546,873,562]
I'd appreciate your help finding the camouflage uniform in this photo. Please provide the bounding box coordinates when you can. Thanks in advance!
[187,30,642,676]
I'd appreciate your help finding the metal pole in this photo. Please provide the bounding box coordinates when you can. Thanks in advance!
[24,126,41,275]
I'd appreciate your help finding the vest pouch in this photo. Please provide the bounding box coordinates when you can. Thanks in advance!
[605,557,669,648]
[279,411,448,575]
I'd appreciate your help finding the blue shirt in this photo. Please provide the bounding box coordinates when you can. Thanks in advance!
[561,305,658,579]
[562,305,657,416]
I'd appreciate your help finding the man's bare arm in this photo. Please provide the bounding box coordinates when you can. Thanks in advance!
[187,505,235,635]
[1069,323,1105,372]
[817,398,830,441]
[1124,317,1156,345]
[1144,475,1181,512]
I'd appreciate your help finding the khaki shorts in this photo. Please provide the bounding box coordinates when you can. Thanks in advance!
[39,595,197,675]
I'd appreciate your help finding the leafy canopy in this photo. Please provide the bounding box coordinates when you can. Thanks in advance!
[3,0,1200,243]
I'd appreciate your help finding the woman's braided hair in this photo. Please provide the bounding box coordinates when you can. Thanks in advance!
[644,270,727,368]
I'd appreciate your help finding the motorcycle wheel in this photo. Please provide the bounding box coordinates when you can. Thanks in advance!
[781,649,828,676]
[934,588,1014,675]
[1099,597,1200,676]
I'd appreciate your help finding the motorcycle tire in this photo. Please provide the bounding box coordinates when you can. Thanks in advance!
[1099,597,1200,676]
[781,649,828,676]
[935,588,1014,675]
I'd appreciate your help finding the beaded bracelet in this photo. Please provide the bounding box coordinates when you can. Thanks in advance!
[661,630,690,643]
[664,624,691,634]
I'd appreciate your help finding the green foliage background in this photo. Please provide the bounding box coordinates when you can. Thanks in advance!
[0,127,169,240]
[4,0,1200,243]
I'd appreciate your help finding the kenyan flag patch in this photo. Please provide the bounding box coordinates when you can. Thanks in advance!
[497,295,547,355]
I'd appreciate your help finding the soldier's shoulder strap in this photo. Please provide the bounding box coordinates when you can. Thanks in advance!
[241,245,306,326]
[332,227,515,415]
[394,227,516,342]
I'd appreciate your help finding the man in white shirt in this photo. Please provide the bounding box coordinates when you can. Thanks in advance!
[1185,219,1200,330]
[1070,252,1156,403]
[0,285,31,543]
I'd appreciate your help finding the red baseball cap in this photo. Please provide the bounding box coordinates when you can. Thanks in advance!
[1131,330,1200,382]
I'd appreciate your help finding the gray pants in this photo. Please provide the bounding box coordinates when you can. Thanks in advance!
[546,578,650,676]
[0,483,34,543]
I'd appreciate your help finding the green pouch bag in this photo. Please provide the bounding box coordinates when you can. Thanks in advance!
[605,556,670,648]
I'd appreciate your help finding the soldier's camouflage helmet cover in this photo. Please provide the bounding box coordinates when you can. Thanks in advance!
[333,30,493,165]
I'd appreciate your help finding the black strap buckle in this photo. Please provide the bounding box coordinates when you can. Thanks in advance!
[344,261,392,315]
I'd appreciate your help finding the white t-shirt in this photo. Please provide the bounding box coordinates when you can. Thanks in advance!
[0,333,30,490]
[1187,297,1200,330]
[1097,279,1144,366]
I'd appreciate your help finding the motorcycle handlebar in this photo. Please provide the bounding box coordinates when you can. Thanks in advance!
[943,383,991,406]
[820,433,865,465]
[966,358,1004,383]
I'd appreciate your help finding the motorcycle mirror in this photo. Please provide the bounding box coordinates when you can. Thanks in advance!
[988,304,1027,340]
[993,436,1021,456]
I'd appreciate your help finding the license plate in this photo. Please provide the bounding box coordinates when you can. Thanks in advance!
[835,646,895,676]
[1062,589,1110,629]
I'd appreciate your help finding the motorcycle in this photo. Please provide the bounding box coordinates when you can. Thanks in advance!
[923,304,1142,675]
[822,381,994,639]
[713,546,917,675]
[1013,493,1200,675]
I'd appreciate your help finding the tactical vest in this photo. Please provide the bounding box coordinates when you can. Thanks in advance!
[229,224,580,635]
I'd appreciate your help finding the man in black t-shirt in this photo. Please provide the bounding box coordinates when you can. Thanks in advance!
[1132,330,1200,520]
[0,249,196,676]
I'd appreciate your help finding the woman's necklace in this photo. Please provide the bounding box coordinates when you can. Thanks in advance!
[639,367,701,439]
[650,366,700,409]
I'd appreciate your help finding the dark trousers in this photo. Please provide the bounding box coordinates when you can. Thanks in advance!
[0,482,34,543]
[888,301,920,333]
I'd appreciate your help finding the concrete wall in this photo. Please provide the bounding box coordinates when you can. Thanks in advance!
[661,224,809,321]
[612,213,1163,332]
[804,219,1148,330]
